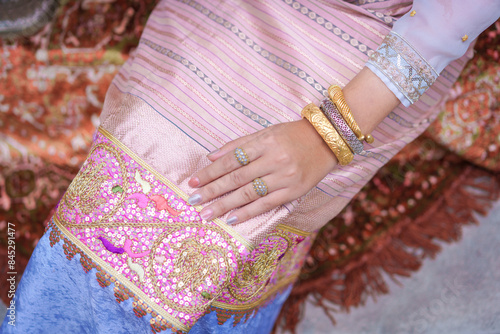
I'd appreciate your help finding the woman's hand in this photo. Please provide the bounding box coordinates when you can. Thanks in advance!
[187,68,400,225]
[187,118,338,224]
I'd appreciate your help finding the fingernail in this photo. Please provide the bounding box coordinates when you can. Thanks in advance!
[226,216,238,225]
[207,149,220,157]
[200,208,213,221]
[188,194,202,206]
[188,177,200,187]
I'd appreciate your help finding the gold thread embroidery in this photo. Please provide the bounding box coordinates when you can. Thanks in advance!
[276,223,310,237]
[147,225,243,314]
[167,239,223,294]
[57,142,129,225]
[52,216,189,332]
[228,232,292,301]
[51,130,313,330]
[48,219,188,333]
[64,160,109,214]
[98,127,254,251]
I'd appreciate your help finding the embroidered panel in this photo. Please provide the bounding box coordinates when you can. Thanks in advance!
[50,127,313,332]
[367,31,438,104]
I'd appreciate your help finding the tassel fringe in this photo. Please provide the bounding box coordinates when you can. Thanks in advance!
[275,166,500,333]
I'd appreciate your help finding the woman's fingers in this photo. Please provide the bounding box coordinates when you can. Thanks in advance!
[188,132,263,188]
[188,158,272,206]
[187,119,338,224]
[225,188,291,225]
[206,130,262,162]
[190,144,262,191]
[198,175,287,222]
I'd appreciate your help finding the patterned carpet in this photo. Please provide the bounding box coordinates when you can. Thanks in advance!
[296,199,500,334]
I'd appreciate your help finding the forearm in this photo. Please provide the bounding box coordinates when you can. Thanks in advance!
[342,67,400,136]
[297,66,400,170]
[338,0,500,139]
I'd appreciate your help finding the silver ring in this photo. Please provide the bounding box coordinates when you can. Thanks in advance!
[234,147,249,166]
[252,178,268,197]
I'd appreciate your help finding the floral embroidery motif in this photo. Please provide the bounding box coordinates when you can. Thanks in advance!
[228,232,292,301]
[63,160,109,214]
[53,132,247,331]
[57,141,129,226]
[98,236,125,254]
[213,229,311,316]
[48,128,313,332]
[48,218,183,333]
[147,225,241,315]
[368,31,438,104]
[134,170,152,194]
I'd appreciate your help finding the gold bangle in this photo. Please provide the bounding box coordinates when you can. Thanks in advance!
[301,103,354,165]
[328,85,374,144]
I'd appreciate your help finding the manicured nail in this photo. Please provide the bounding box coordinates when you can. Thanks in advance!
[226,216,238,225]
[188,177,200,187]
[200,208,213,221]
[188,194,202,206]
[207,149,220,157]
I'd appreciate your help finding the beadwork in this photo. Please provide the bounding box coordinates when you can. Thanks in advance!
[328,85,374,144]
[228,232,292,301]
[49,127,314,333]
[320,99,364,154]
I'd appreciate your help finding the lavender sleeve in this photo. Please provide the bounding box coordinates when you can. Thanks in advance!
[366,0,500,107]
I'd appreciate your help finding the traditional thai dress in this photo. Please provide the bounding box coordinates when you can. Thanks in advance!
[1,0,499,333]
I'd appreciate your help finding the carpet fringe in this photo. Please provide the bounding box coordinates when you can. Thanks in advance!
[274,166,500,333]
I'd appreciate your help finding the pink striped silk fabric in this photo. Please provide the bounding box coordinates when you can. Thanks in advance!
[100,0,470,245]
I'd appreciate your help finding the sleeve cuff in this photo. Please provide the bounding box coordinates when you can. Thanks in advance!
[365,63,411,108]
[366,31,438,106]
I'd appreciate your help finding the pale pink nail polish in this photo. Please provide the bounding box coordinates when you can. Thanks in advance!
[200,209,213,221]
[188,194,202,206]
[188,177,200,187]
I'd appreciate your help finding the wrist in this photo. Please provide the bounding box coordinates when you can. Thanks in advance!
[297,118,339,167]
[342,67,400,135]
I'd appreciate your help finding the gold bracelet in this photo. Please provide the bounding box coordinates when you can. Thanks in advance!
[328,85,374,144]
[301,103,354,165]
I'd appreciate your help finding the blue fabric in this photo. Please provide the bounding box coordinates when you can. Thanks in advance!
[189,288,290,334]
[0,227,290,333]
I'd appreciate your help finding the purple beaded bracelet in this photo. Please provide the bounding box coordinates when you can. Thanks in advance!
[320,99,364,154]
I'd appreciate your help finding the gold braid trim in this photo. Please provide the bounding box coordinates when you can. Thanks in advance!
[301,103,354,165]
